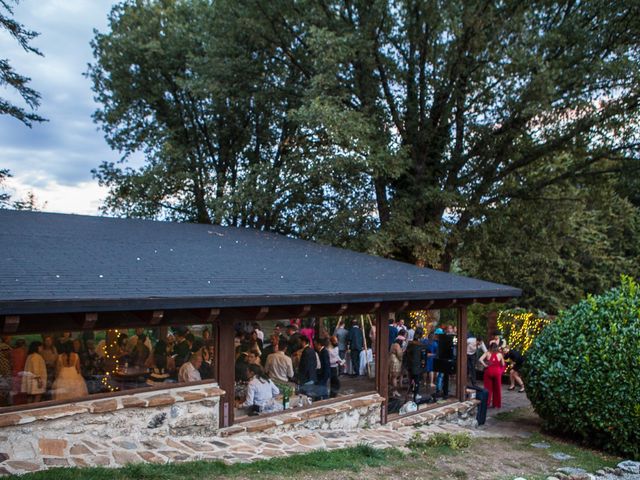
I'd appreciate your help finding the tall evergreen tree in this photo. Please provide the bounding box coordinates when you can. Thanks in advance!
[0,0,45,126]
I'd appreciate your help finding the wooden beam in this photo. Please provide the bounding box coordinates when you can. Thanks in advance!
[256,307,269,320]
[296,305,311,317]
[82,313,98,330]
[3,316,19,333]
[457,305,468,402]
[335,304,348,315]
[397,301,410,312]
[375,311,390,425]
[368,302,381,313]
[216,318,235,427]
[191,308,220,323]
[150,310,164,325]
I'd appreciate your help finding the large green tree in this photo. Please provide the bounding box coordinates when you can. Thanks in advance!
[89,0,376,246]
[247,0,640,269]
[0,0,45,126]
[91,0,640,277]
[460,180,640,313]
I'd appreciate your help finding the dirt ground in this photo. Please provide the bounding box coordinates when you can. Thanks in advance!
[291,391,621,480]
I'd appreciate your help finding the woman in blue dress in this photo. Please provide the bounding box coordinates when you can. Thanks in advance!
[422,331,439,388]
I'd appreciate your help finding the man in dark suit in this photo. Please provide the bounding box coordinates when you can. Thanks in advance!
[347,319,364,376]
[314,337,331,399]
[297,335,317,396]
[286,324,302,356]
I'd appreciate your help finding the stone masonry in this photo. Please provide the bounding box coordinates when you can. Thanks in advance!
[0,388,478,476]
[0,382,224,475]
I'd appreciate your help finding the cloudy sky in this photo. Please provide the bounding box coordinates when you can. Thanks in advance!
[0,0,121,215]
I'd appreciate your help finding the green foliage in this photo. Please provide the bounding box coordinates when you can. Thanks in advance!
[0,0,45,126]
[467,303,502,340]
[461,183,640,313]
[90,0,640,281]
[407,432,471,452]
[523,277,640,458]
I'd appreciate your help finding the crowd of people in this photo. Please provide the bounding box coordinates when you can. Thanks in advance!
[0,317,526,416]
[387,320,454,403]
[233,318,376,415]
[0,326,216,407]
[387,319,526,411]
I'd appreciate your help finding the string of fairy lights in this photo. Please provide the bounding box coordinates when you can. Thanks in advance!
[100,329,121,392]
[497,311,551,356]
[407,310,438,331]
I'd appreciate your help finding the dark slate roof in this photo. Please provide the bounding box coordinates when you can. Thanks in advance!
[0,209,520,315]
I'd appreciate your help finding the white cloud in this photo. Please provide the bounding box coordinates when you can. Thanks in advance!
[5,173,108,215]
[0,0,121,215]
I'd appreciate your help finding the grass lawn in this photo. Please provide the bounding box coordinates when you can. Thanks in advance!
[7,445,404,480]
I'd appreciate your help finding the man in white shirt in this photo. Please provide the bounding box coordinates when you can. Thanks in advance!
[467,332,478,385]
[406,322,415,342]
[264,339,294,383]
[178,353,202,383]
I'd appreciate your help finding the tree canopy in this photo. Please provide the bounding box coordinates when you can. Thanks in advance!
[89,0,640,311]
[0,0,45,126]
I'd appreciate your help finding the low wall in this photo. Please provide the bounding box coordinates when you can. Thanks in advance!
[219,393,385,437]
[0,392,478,476]
[386,400,480,430]
[0,383,224,474]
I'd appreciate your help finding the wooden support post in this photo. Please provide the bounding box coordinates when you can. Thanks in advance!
[150,310,164,325]
[3,316,19,333]
[158,326,169,344]
[457,305,468,402]
[216,319,235,427]
[375,311,390,425]
[82,313,98,330]
[255,307,269,320]
[397,301,409,312]
[335,304,348,315]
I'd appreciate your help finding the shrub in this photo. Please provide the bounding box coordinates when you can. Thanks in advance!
[407,432,471,451]
[523,276,640,458]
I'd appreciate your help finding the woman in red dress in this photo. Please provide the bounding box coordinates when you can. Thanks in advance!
[479,343,505,408]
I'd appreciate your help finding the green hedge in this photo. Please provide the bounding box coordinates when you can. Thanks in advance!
[523,276,640,458]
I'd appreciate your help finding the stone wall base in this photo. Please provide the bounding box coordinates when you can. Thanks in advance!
[0,394,478,476]
[386,400,479,430]
[0,383,223,475]
[220,393,384,437]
